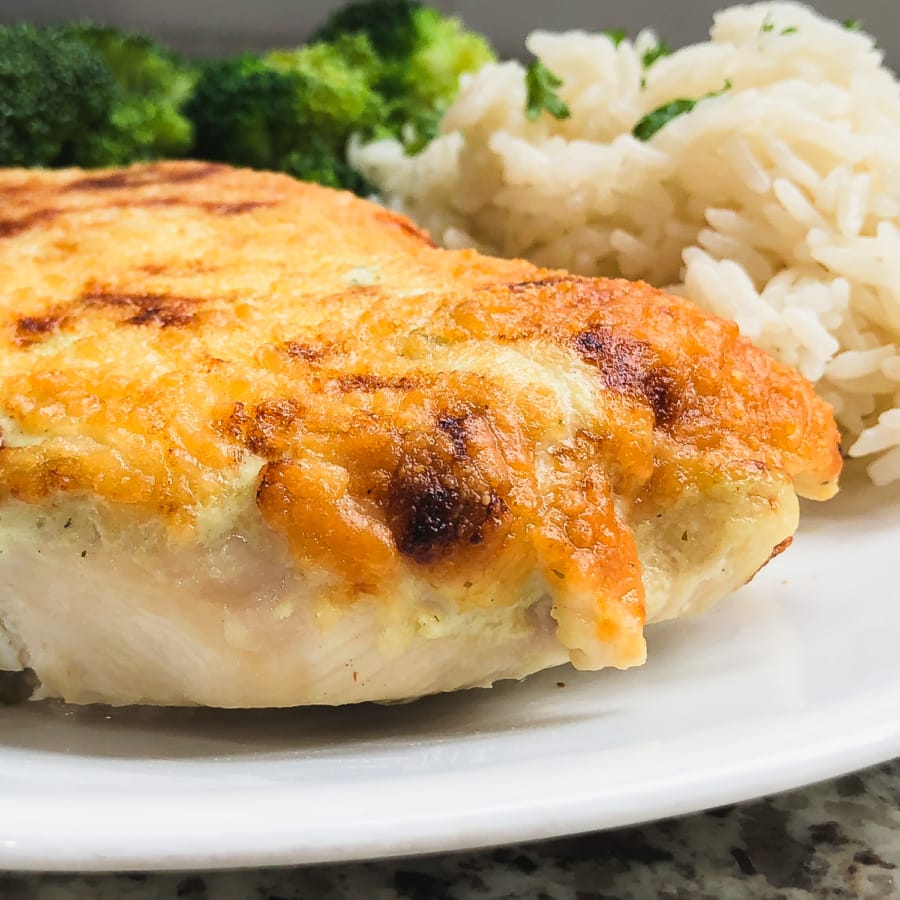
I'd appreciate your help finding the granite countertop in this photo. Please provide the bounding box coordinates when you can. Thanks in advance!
[3,759,897,899]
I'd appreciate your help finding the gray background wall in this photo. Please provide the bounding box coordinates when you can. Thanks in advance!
[0,0,897,66]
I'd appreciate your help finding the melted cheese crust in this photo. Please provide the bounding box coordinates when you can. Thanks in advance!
[0,162,841,686]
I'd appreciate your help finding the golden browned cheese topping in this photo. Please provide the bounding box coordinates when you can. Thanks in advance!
[0,162,841,667]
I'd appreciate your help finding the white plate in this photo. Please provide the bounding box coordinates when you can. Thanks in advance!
[1,472,897,872]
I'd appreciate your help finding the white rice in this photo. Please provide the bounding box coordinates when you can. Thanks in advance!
[351,2,900,485]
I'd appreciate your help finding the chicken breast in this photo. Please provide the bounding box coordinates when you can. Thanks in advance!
[0,161,840,706]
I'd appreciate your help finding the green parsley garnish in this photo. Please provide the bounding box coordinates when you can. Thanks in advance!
[524,60,571,122]
[843,19,862,31]
[761,16,797,36]
[632,80,731,141]
[603,29,627,47]
[641,40,671,69]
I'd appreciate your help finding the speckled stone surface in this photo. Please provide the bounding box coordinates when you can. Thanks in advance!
[3,760,898,899]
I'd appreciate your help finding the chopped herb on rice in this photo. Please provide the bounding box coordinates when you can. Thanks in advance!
[523,60,570,121]
[603,29,628,47]
[632,81,731,141]
[641,40,671,68]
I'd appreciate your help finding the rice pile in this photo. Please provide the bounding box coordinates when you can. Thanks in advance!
[352,2,900,485]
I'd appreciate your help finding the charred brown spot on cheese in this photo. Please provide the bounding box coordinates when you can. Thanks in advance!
[437,414,469,459]
[0,199,196,239]
[202,201,274,216]
[65,172,143,192]
[284,341,327,363]
[0,208,61,239]
[66,164,224,192]
[109,197,182,211]
[382,418,508,565]
[81,290,200,328]
[386,455,505,563]
[163,163,226,183]
[508,276,582,292]
[336,373,416,393]
[218,402,252,447]
[249,399,303,456]
[125,305,195,328]
[0,200,183,238]
[219,399,303,458]
[573,326,654,395]
[374,211,437,247]
[255,460,293,510]
[641,367,681,428]
[573,326,682,429]
[389,469,465,562]
[14,314,65,346]
[106,198,272,216]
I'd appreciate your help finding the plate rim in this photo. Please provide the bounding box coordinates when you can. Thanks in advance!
[2,703,899,872]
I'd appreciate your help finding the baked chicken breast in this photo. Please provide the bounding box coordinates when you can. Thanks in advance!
[0,162,840,706]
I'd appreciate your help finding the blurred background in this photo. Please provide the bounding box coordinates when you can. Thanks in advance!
[0,0,897,65]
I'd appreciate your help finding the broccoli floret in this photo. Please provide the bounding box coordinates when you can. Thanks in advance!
[186,55,299,171]
[62,24,195,166]
[266,35,388,142]
[185,44,380,194]
[311,1,495,150]
[311,0,423,57]
[399,7,495,107]
[0,24,117,167]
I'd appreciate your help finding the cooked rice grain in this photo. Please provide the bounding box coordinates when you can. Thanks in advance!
[352,2,900,484]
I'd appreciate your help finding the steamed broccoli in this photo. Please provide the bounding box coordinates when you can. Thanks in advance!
[312,0,425,56]
[0,24,117,167]
[62,24,196,166]
[186,41,381,193]
[266,35,388,141]
[186,55,298,172]
[187,3,494,190]
[3,5,493,192]
[393,5,495,134]
[312,0,496,149]
[314,0,494,104]
[0,23,194,169]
